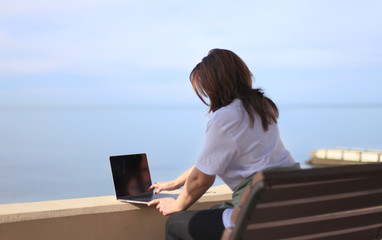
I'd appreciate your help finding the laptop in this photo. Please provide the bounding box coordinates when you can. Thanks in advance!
[109,153,178,204]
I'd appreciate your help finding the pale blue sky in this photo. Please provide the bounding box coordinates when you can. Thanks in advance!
[1,0,381,107]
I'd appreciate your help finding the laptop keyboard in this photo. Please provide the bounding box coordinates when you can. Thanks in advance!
[120,192,178,202]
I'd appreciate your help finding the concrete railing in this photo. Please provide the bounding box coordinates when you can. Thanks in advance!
[0,185,232,240]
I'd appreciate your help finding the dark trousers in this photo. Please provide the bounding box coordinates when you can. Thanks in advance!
[165,209,225,240]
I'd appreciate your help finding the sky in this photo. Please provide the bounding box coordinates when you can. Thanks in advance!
[0,0,381,108]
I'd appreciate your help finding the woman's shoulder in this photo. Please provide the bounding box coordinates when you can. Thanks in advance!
[210,99,244,125]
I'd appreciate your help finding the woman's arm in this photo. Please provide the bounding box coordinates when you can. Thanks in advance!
[176,167,216,210]
[148,167,215,215]
[148,165,196,193]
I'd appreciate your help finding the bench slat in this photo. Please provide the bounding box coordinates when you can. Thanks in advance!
[243,212,382,240]
[261,176,382,202]
[263,163,382,185]
[251,191,382,222]
[248,205,382,229]
[244,223,382,240]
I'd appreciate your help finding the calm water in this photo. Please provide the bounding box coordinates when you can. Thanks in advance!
[1,105,381,204]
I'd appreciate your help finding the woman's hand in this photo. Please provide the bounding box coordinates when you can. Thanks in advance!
[148,166,196,193]
[149,168,215,217]
[148,180,180,193]
[147,198,182,216]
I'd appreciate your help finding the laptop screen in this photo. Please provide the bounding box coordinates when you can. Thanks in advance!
[110,153,153,199]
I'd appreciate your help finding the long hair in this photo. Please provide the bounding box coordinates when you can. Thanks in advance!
[190,48,279,131]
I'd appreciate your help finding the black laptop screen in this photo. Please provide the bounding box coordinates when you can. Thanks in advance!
[110,154,152,199]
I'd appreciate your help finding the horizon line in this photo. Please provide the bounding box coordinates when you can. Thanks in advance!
[1,103,382,111]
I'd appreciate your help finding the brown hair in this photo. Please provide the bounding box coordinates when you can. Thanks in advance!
[190,49,279,131]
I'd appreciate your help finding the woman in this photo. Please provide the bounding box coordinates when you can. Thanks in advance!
[148,49,297,240]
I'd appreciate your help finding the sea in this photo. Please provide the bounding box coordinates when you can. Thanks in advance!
[1,105,381,204]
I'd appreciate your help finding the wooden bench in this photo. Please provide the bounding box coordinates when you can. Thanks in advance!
[222,163,382,240]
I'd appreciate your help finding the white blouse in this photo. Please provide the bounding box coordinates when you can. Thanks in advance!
[195,98,296,228]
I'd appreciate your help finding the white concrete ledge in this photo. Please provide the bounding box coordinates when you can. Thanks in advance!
[0,185,232,240]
